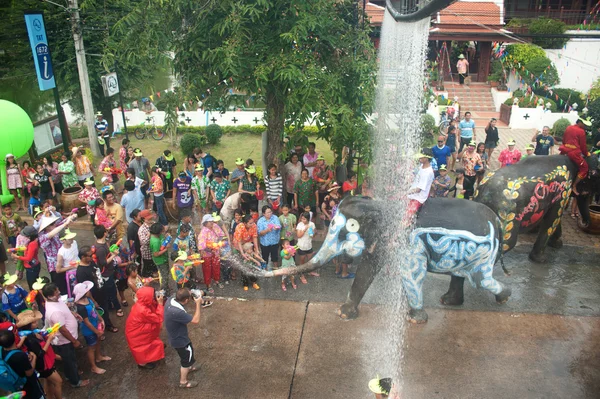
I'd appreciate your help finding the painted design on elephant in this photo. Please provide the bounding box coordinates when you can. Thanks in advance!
[515,180,570,227]
[310,211,366,267]
[401,223,501,310]
[473,171,495,198]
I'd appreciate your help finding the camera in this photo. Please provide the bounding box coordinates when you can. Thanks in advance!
[190,289,205,299]
[155,289,166,298]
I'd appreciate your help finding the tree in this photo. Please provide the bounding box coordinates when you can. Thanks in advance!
[159,0,376,167]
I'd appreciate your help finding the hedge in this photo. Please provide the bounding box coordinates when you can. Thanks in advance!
[552,118,571,140]
[504,44,546,65]
[504,96,558,112]
[125,124,322,137]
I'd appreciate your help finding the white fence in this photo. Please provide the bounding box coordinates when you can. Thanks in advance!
[112,109,268,130]
[509,106,579,130]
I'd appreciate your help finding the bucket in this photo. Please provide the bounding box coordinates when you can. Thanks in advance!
[60,185,86,217]
[163,190,179,223]
[583,204,600,235]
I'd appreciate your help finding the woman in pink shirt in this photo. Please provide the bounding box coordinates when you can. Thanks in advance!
[197,214,226,293]
[456,54,469,85]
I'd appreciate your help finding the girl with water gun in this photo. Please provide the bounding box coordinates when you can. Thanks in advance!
[126,264,153,303]
[280,240,298,291]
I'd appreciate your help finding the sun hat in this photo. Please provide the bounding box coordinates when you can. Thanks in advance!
[368,377,392,395]
[175,250,188,262]
[83,177,94,185]
[468,140,477,146]
[525,143,535,150]
[71,146,79,155]
[139,209,155,219]
[211,212,221,222]
[316,155,325,161]
[38,215,60,232]
[101,176,110,183]
[21,225,37,238]
[458,54,465,59]
[415,151,433,159]
[245,166,256,174]
[61,229,77,241]
[202,214,215,225]
[178,171,187,178]
[328,182,341,192]
[195,164,204,171]
[235,158,245,165]
[33,207,43,219]
[2,273,18,286]
[32,277,47,291]
[95,111,103,116]
[578,117,593,127]
[5,154,14,159]
[439,164,448,171]
[507,139,516,146]
[73,281,94,302]
[16,310,43,328]
[133,148,143,156]
[163,151,174,161]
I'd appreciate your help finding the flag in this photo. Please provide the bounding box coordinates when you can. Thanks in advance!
[156,92,161,98]
[149,95,154,101]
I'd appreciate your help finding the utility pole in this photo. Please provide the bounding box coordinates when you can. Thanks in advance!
[68,0,101,157]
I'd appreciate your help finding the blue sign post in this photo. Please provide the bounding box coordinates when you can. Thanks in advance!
[24,13,56,91]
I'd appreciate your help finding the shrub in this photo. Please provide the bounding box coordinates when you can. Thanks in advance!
[552,118,571,140]
[523,56,559,87]
[205,124,223,145]
[420,113,436,147]
[587,97,600,132]
[488,59,504,82]
[436,95,451,105]
[588,78,600,102]
[533,87,584,106]
[504,44,546,65]
[180,133,206,156]
[529,18,568,49]
[504,96,557,112]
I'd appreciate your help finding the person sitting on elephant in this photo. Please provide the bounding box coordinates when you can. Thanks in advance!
[559,117,592,195]
[405,149,434,224]
[498,139,521,168]
[461,141,482,199]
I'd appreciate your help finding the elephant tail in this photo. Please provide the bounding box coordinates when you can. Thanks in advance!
[500,253,511,276]
[496,220,511,276]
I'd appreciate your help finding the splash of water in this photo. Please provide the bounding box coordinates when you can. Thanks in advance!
[370,10,431,392]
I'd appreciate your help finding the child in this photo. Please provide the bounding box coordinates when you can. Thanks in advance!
[14,221,29,280]
[100,176,114,194]
[296,212,315,284]
[191,164,210,216]
[21,160,36,195]
[176,209,198,252]
[114,245,133,307]
[302,204,314,223]
[1,203,22,248]
[125,167,144,192]
[29,186,41,215]
[279,204,297,244]
[280,240,297,291]
[431,165,452,198]
[94,198,112,230]
[173,224,193,255]
[171,251,195,288]
[447,169,466,199]
[78,178,100,223]
[126,264,152,303]
[522,143,535,160]
[1,273,28,321]
[74,281,110,375]
[241,242,262,291]
[149,222,171,295]
[250,206,259,223]
[230,209,243,236]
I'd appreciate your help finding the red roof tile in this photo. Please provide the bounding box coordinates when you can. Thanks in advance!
[365,2,384,26]
[438,1,502,25]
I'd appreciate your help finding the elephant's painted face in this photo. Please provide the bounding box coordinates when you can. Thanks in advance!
[310,210,367,266]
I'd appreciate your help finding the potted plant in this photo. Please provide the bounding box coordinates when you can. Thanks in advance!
[488,59,506,90]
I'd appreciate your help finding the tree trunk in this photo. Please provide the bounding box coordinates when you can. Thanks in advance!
[264,87,286,178]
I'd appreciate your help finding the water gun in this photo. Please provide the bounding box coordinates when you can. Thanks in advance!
[25,290,38,305]
[282,245,299,257]
[18,323,61,337]
[183,260,203,267]
[103,167,123,175]
[206,241,225,250]
[7,247,26,253]
[110,238,123,253]
[267,223,281,230]
[142,277,154,284]
[91,246,98,263]
[2,392,26,399]
[69,260,80,267]
[160,235,172,250]
[188,254,201,260]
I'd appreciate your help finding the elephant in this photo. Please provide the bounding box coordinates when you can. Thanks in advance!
[474,154,600,263]
[267,196,511,323]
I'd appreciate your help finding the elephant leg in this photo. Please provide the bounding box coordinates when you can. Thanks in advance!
[440,275,465,306]
[479,267,511,304]
[401,263,428,324]
[338,257,381,320]
[547,222,563,249]
[529,201,563,263]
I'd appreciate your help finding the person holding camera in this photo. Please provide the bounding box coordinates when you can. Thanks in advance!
[164,288,203,389]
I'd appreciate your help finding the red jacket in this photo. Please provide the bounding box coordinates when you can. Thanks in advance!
[561,125,587,154]
[125,287,165,365]
[16,239,40,269]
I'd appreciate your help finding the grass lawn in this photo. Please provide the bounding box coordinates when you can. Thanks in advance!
[122,133,336,170]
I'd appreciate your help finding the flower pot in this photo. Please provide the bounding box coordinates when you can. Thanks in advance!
[490,81,499,88]
[582,204,600,235]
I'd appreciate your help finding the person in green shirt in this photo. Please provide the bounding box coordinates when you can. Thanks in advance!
[58,152,78,189]
[293,169,317,215]
[278,204,297,243]
[150,222,171,296]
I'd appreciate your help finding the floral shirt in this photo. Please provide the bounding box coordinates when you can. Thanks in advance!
[312,165,333,192]
[461,151,482,177]
[78,187,100,216]
[192,175,210,199]
[150,175,163,196]
[74,155,93,178]
[119,146,128,170]
[94,208,112,229]
[498,149,522,168]
[45,162,61,184]
[210,179,230,202]
[138,223,152,259]
[233,223,257,247]
[58,161,77,188]
[431,175,452,198]
[294,178,317,207]
[39,219,67,272]
[98,156,118,183]
[197,225,225,255]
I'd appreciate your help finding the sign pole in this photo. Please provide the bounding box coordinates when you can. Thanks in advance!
[114,61,129,140]
[52,87,70,152]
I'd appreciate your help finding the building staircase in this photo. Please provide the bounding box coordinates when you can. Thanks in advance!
[444,81,506,127]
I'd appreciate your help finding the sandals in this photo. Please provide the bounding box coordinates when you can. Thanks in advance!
[281,283,287,292]
[340,273,356,279]
[107,326,119,333]
[116,309,124,317]
[179,381,199,389]
[121,301,129,307]
[299,275,308,284]
[201,300,213,308]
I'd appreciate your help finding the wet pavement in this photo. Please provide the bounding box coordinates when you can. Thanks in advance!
[12,227,600,398]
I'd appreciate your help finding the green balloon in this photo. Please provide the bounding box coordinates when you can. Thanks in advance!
[0,100,34,159]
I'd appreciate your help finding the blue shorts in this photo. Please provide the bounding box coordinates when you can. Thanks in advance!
[84,334,98,346]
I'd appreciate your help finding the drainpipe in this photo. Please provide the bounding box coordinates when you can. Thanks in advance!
[386,0,456,22]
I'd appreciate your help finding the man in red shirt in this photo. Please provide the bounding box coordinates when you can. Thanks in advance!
[559,118,592,195]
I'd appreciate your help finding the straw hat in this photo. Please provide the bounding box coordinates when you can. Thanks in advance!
[16,310,43,328]
[175,250,188,262]
[2,273,18,286]
[71,146,79,155]
[32,277,47,291]
[245,166,256,174]
[235,158,245,165]
[368,377,392,395]
[61,229,77,241]
[73,281,94,302]
[38,215,60,232]
[328,182,341,192]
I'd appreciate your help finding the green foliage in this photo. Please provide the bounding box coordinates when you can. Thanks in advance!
[533,87,584,106]
[529,18,568,49]
[566,24,600,31]
[205,124,224,145]
[523,56,560,87]
[180,133,206,156]
[488,59,505,82]
[504,44,546,65]
[504,96,557,112]
[552,118,571,140]
[420,114,436,147]
[586,97,600,132]
[588,78,600,102]
[436,95,451,105]
[162,87,188,146]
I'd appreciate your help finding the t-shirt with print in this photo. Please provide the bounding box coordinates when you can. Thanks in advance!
[279,213,297,240]
[33,170,52,193]
[534,135,555,155]
[296,221,315,251]
[1,348,44,399]
[2,285,28,315]
[150,235,168,265]
[458,119,475,139]
[2,213,22,238]
[210,179,230,202]
[76,299,99,336]
[173,177,193,208]
[76,263,103,299]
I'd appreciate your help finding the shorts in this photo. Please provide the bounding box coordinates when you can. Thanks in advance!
[175,343,196,368]
[7,237,16,247]
[84,334,98,346]
[485,141,497,149]
[260,244,279,263]
[297,248,312,256]
[340,253,354,264]
[448,145,456,153]
[39,367,57,379]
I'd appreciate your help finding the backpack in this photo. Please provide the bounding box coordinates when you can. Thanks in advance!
[0,350,27,392]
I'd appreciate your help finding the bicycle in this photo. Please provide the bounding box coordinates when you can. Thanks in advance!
[438,111,450,134]
[134,116,164,140]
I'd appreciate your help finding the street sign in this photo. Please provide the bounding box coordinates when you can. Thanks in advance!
[101,72,120,97]
[24,13,56,91]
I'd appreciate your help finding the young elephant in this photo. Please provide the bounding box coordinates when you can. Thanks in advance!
[267,196,511,323]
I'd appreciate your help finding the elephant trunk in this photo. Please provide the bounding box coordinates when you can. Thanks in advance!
[266,257,324,277]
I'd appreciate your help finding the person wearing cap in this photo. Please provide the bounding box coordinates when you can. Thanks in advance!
[17,309,63,398]
[156,150,178,191]
[121,180,145,224]
[303,142,319,176]
[78,178,101,223]
[484,118,500,159]
[431,135,451,177]
[95,111,111,157]
[406,149,435,221]
[148,166,168,226]
[173,171,194,211]
[98,147,120,192]
[141,97,157,113]
[191,163,210,215]
[138,210,158,277]
[431,164,452,197]
[56,229,79,296]
[11,226,42,290]
[498,139,522,168]
[522,143,535,159]
[6,154,26,211]
[197,214,226,292]
[73,146,95,187]
[74,281,111,375]
[209,171,231,212]
[461,140,482,198]
[230,157,246,185]
[38,212,77,288]
[456,53,469,85]
[58,151,78,190]
[100,176,114,195]
[458,111,476,154]
[368,376,401,399]
[559,118,592,195]
[2,272,28,320]
[129,148,152,207]
[531,125,554,156]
